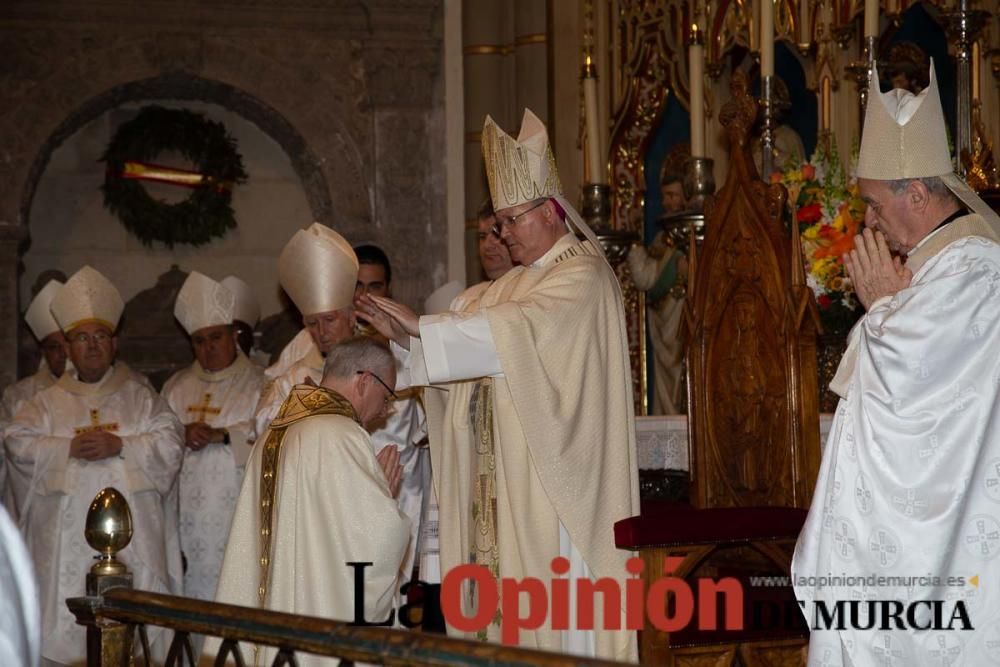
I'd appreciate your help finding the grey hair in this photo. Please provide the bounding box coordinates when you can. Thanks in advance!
[321,336,394,382]
[886,176,957,202]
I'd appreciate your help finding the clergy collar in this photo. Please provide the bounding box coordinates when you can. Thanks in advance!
[57,363,129,397]
[194,350,251,382]
[904,212,999,275]
[907,208,967,257]
[530,233,579,268]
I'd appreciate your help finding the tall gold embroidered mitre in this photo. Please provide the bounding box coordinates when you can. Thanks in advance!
[481,109,563,211]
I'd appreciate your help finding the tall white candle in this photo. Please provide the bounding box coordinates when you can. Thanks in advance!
[582,56,605,184]
[821,77,832,130]
[760,0,775,77]
[799,0,811,46]
[689,21,706,156]
[864,0,879,38]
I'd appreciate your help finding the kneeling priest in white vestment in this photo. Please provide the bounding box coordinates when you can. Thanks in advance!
[209,336,409,667]
[161,271,266,607]
[5,265,185,666]
[792,61,1000,666]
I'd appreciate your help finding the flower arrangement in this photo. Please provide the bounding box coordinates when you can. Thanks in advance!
[771,141,866,336]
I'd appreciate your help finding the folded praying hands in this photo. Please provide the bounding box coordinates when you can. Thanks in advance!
[844,228,913,311]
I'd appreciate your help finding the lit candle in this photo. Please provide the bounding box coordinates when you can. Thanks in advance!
[689,21,706,156]
[821,77,832,130]
[582,55,605,185]
[760,0,774,77]
[864,0,879,38]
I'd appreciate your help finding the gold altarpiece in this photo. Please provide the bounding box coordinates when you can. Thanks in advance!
[602,0,1000,411]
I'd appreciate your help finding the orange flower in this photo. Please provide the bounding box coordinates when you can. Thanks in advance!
[802,164,816,180]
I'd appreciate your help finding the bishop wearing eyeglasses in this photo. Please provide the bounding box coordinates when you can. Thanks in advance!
[4,265,185,666]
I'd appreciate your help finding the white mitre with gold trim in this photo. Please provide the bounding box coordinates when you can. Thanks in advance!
[482,109,563,211]
[24,280,63,340]
[278,223,359,316]
[174,271,235,336]
[50,266,124,334]
[220,275,260,326]
[858,59,1000,229]
[481,109,608,259]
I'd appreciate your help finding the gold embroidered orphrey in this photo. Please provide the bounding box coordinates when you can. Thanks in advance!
[187,392,221,423]
[255,385,360,607]
[469,379,501,638]
[73,408,120,435]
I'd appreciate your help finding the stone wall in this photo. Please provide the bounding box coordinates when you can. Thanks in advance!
[0,0,444,386]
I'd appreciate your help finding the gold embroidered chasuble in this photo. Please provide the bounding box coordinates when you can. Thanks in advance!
[208,384,411,667]
[421,237,639,662]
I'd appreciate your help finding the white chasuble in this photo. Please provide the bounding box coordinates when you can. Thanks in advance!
[161,352,265,602]
[5,364,184,665]
[208,385,410,667]
[254,339,429,573]
[2,360,60,518]
[413,234,640,662]
[793,219,1000,666]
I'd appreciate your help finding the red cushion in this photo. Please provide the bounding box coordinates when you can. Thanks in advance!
[614,503,808,549]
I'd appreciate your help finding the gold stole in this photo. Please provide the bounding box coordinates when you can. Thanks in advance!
[256,385,360,607]
[469,379,501,638]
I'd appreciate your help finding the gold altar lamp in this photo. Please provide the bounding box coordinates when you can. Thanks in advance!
[85,487,133,576]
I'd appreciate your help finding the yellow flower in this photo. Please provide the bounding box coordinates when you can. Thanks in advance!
[803,224,820,241]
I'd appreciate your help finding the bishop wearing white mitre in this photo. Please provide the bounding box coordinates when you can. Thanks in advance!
[2,280,67,518]
[253,224,428,572]
[793,61,1000,666]
[5,265,185,666]
[161,272,265,609]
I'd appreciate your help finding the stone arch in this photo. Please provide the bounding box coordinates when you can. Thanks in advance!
[0,30,374,236]
[20,72,339,236]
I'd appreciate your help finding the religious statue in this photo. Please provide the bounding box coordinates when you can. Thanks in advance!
[627,147,690,414]
[752,76,806,175]
[884,41,929,95]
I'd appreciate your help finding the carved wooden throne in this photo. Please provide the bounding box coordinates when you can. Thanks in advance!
[615,73,822,666]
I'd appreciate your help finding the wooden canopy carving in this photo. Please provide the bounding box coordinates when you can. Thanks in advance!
[683,71,821,510]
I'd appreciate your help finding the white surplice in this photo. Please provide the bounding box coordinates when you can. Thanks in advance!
[401,234,639,661]
[207,385,410,667]
[2,359,60,518]
[161,352,265,603]
[793,219,1000,666]
[4,364,185,666]
[254,337,429,573]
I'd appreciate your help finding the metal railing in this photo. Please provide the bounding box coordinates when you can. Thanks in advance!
[69,487,629,667]
[66,588,628,667]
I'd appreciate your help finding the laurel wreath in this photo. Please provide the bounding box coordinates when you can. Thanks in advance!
[101,106,248,248]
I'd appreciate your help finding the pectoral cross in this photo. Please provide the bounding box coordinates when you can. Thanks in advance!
[74,409,120,435]
[187,393,221,423]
